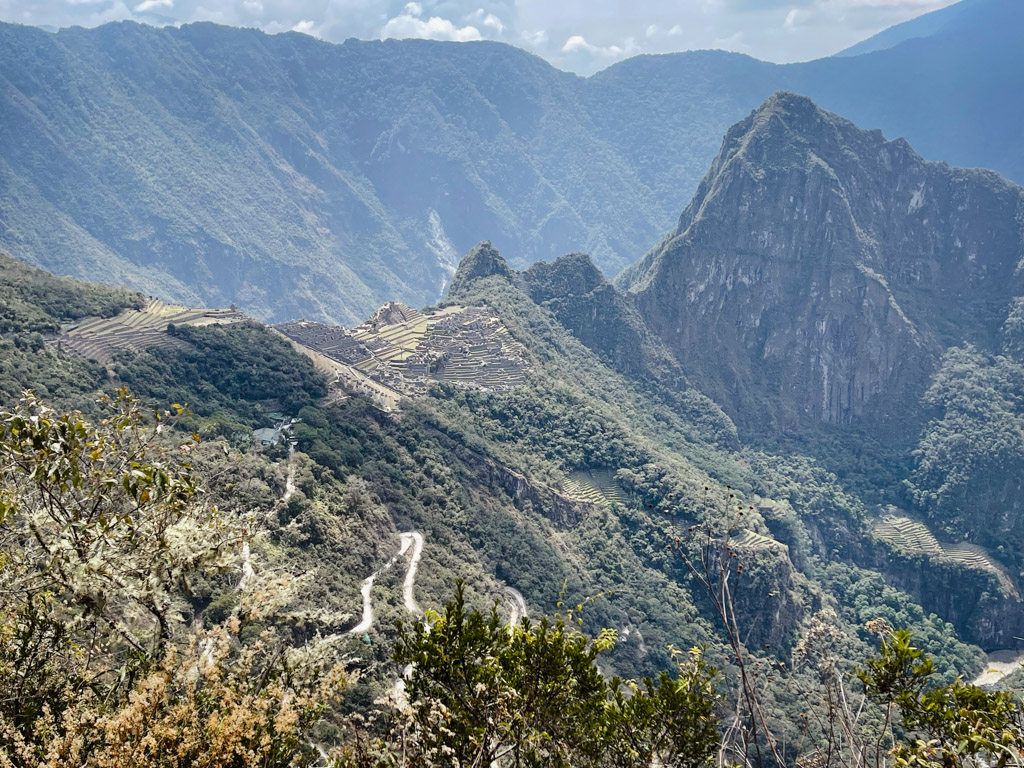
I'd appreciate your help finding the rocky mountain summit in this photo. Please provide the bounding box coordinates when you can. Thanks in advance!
[619,92,1024,431]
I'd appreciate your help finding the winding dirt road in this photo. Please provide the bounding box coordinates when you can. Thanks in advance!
[401,532,424,616]
[282,443,296,502]
[350,530,423,635]
[504,586,528,626]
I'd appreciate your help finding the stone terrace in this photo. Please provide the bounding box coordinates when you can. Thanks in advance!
[55,299,247,365]
[276,303,529,407]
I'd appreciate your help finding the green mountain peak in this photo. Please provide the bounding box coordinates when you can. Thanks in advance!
[446,241,515,299]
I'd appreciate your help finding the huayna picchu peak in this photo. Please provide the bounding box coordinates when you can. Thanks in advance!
[620,91,1024,432]
[445,241,516,298]
[448,244,686,384]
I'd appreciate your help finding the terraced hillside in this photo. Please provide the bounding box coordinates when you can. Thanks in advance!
[276,303,529,410]
[562,469,627,508]
[731,529,787,553]
[873,514,945,558]
[873,513,1017,595]
[55,299,246,365]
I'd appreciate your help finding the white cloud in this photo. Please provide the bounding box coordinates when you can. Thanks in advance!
[520,28,547,48]
[713,30,748,51]
[561,33,639,58]
[646,22,683,39]
[134,0,171,10]
[0,0,965,73]
[467,8,504,35]
[381,4,483,43]
[847,0,945,6]
[561,34,591,53]
[482,12,503,34]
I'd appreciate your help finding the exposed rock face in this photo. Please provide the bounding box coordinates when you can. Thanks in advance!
[448,244,684,384]
[364,302,422,330]
[870,542,1024,650]
[620,92,1024,430]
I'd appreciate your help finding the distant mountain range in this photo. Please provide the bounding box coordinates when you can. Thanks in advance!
[0,0,1020,323]
[836,0,992,57]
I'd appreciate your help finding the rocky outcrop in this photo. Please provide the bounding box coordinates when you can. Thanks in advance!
[620,92,1024,431]
[450,440,595,528]
[448,244,687,385]
[363,302,422,330]
[446,241,516,299]
[868,540,1024,650]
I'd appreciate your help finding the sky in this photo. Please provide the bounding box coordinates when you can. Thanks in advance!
[0,0,961,74]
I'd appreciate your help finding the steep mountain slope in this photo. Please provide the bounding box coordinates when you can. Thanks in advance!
[0,22,668,322]
[590,0,1024,219]
[19,244,1024,753]
[620,92,1024,435]
[440,244,1022,653]
[517,249,685,384]
[1,0,1022,321]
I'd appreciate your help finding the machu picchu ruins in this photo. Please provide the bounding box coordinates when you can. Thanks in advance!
[276,302,529,409]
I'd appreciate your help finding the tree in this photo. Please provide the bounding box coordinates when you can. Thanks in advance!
[0,390,347,766]
[336,581,721,767]
[859,628,1024,768]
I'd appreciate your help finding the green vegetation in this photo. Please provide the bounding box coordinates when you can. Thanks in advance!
[0,252,142,335]
[0,253,143,405]
[906,345,1024,565]
[339,583,721,767]
[0,392,347,767]
[57,298,246,365]
[821,564,983,686]
[1,252,1020,763]
[115,322,328,433]
[2,4,1024,755]
[860,628,1024,768]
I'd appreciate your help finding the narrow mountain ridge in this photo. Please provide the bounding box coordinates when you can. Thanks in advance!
[448,244,686,385]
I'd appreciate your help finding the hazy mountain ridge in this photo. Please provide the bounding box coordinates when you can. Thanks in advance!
[1,0,1022,322]
[835,0,985,57]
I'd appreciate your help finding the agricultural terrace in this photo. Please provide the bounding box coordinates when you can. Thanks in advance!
[276,302,529,407]
[54,299,246,365]
[730,529,787,553]
[873,512,1017,596]
[562,469,627,508]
